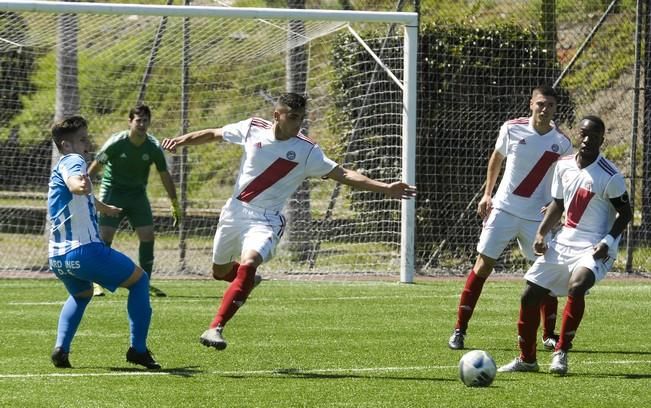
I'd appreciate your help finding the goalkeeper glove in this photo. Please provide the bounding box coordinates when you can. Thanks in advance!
[171,199,182,228]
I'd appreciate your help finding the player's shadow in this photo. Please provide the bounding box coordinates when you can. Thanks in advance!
[484,347,651,356]
[108,366,203,377]
[163,294,220,300]
[567,349,651,356]
[557,372,651,380]
[222,367,456,383]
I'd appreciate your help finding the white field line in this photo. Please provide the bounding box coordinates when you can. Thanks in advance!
[1,360,650,380]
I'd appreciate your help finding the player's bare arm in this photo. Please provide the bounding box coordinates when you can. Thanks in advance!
[533,198,564,256]
[325,166,416,199]
[593,192,633,259]
[159,171,181,227]
[65,174,92,195]
[95,199,122,217]
[87,160,102,178]
[159,171,178,202]
[161,128,224,153]
[478,150,504,219]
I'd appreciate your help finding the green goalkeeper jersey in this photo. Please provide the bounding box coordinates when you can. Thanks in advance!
[95,130,168,192]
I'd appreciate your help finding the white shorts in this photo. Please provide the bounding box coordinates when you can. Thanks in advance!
[212,199,286,265]
[476,208,542,261]
[524,241,614,297]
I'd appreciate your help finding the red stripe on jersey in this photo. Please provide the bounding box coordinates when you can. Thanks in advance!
[251,118,271,129]
[565,187,595,228]
[507,117,529,124]
[512,151,560,197]
[296,133,315,145]
[236,158,298,203]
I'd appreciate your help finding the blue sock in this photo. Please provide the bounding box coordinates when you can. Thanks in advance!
[55,295,91,352]
[127,274,152,353]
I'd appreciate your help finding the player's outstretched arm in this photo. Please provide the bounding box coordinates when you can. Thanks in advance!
[325,166,416,199]
[95,199,122,217]
[87,160,102,178]
[161,128,224,153]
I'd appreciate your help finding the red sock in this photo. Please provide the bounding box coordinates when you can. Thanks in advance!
[540,294,558,339]
[214,262,240,282]
[209,264,256,329]
[517,303,541,363]
[454,270,486,332]
[556,295,584,351]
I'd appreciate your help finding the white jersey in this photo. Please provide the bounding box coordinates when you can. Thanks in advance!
[492,117,573,221]
[48,154,102,257]
[222,117,338,212]
[552,154,627,258]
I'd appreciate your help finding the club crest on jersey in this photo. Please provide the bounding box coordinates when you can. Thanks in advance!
[551,144,559,152]
[584,182,592,191]
[286,151,296,160]
[142,153,149,161]
[255,142,262,149]
[518,139,526,145]
[120,153,127,159]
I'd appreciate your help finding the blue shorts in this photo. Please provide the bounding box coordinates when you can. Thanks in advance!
[48,242,136,295]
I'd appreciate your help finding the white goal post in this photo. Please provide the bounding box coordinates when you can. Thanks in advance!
[0,1,417,282]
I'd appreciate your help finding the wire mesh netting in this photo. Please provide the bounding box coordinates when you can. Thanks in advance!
[0,0,648,278]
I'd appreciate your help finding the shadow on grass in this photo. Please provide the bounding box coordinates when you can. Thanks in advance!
[158,294,220,300]
[569,349,651,356]
[558,372,651,380]
[222,367,458,382]
[486,347,651,356]
[108,366,203,377]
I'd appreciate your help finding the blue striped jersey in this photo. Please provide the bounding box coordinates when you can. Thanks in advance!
[48,154,102,257]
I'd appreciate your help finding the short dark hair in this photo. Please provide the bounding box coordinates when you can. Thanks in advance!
[51,116,88,151]
[532,85,558,100]
[581,115,605,135]
[276,93,307,110]
[129,104,151,120]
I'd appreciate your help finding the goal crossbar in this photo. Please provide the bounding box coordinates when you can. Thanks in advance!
[0,1,418,25]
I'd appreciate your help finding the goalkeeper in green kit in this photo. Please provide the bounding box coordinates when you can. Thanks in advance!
[88,105,180,297]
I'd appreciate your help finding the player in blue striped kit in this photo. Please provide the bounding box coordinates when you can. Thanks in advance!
[48,116,160,369]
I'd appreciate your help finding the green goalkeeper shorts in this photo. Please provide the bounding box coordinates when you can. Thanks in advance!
[98,187,153,228]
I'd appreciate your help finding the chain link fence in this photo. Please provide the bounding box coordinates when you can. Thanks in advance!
[413,0,647,275]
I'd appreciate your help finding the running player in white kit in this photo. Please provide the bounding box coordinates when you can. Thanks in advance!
[449,86,573,350]
[498,115,632,375]
[161,93,416,350]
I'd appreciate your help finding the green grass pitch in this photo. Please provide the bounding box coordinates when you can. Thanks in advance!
[1,277,650,407]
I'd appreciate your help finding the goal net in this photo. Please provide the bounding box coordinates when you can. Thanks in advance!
[0,1,417,280]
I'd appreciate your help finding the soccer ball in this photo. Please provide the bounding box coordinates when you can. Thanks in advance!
[458,350,497,387]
